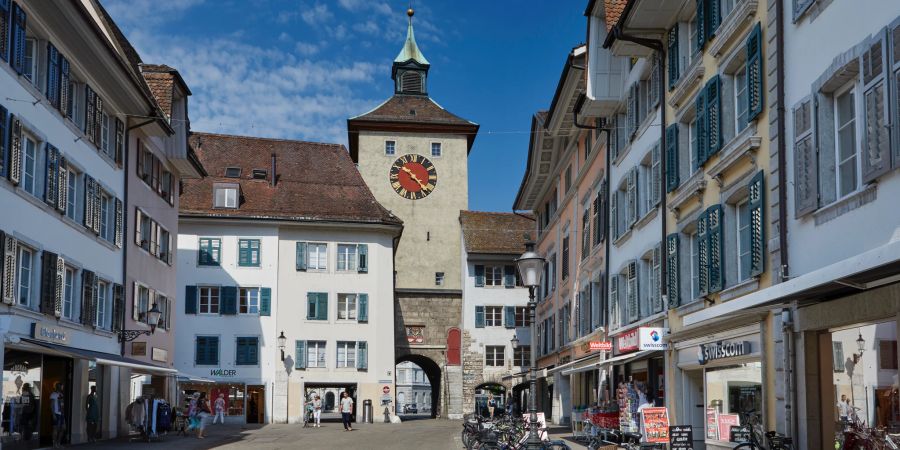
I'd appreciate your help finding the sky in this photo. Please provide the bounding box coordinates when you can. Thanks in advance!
[104,0,586,212]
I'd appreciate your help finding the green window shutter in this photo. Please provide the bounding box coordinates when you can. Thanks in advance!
[357,341,368,370]
[195,337,205,364]
[317,293,328,320]
[475,306,485,328]
[474,265,485,287]
[307,293,316,319]
[696,0,706,50]
[357,293,368,322]
[221,286,237,315]
[747,171,766,277]
[185,285,197,314]
[259,287,271,316]
[238,240,249,266]
[235,337,247,365]
[706,0,721,38]
[610,191,618,239]
[250,240,260,266]
[199,239,209,265]
[248,337,259,365]
[665,124,680,192]
[0,106,7,179]
[357,244,368,273]
[695,88,708,167]
[707,204,725,293]
[295,340,307,369]
[503,265,515,288]
[296,242,307,271]
[861,33,890,183]
[746,23,764,121]
[626,261,639,323]
[697,209,710,297]
[668,25,680,89]
[706,75,722,156]
[209,337,219,365]
[666,234,680,308]
[504,306,515,329]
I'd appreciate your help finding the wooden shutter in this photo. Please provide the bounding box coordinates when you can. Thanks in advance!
[668,25,679,88]
[707,0,721,38]
[357,341,368,370]
[651,142,661,206]
[608,274,619,329]
[54,257,65,318]
[696,88,708,167]
[79,270,95,323]
[10,2,24,74]
[8,115,21,185]
[475,305,485,328]
[666,234,680,308]
[0,105,6,178]
[696,0,706,51]
[707,204,725,293]
[91,180,101,235]
[316,293,328,320]
[746,23,764,121]
[861,32,891,183]
[306,293,317,319]
[56,157,67,213]
[39,252,58,315]
[93,96,103,148]
[610,190,618,239]
[600,180,608,242]
[626,261,638,323]
[815,91,837,206]
[295,340,307,369]
[626,168,637,227]
[112,283,124,332]
[59,56,70,117]
[185,285,197,314]
[504,306,515,329]
[209,337,219,364]
[650,54,661,108]
[44,145,59,207]
[697,209,710,297]
[238,240,249,266]
[83,175,94,230]
[46,43,60,108]
[474,265,485,287]
[1,233,16,304]
[891,20,900,170]
[652,246,663,313]
[357,293,368,322]
[0,0,9,63]
[504,265,515,287]
[195,337,206,364]
[627,84,637,138]
[221,286,237,315]
[593,189,602,245]
[792,97,818,216]
[114,118,124,166]
[259,287,271,316]
[357,243,368,273]
[706,75,722,156]
[665,125,680,192]
[85,86,96,143]
[295,242,307,271]
[747,171,766,277]
[114,198,123,248]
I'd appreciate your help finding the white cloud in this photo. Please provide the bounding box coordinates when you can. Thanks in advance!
[104,0,204,27]
[301,3,333,26]
[353,20,379,36]
[295,41,319,55]
[337,0,392,16]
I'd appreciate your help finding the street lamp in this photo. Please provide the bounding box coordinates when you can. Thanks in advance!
[116,303,162,342]
[515,242,546,450]
[278,331,287,361]
[510,335,520,349]
[853,332,866,363]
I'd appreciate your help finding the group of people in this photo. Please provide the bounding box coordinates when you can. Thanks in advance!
[183,392,228,439]
[306,391,355,431]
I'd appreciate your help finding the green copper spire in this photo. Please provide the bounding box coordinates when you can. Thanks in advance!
[394,8,429,65]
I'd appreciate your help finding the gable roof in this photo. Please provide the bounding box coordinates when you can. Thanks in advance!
[180,132,402,227]
[459,211,535,255]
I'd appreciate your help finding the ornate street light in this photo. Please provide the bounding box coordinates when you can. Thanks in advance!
[853,332,866,363]
[117,303,162,342]
[515,242,546,450]
[278,331,287,361]
[510,334,520,349]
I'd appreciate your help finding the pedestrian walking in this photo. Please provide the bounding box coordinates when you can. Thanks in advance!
[85,385,100,443]
[196,392,211,439]
[50,382,66,448]
[187,393,200,432]
[487,393,496,419]
[340,392,354,431]
[313,395,323,427]
[213,393,226,424]
[20,383,36,442]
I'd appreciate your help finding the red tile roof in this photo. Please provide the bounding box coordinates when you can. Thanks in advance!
[606,0,628,31]
[459,211,535,255]
[141,70,174,119]
[180,132,402,226]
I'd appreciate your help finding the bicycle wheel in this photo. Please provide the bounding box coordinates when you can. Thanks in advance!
[733,443,762,449]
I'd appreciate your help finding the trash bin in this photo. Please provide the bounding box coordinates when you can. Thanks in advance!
[362,399,373,424]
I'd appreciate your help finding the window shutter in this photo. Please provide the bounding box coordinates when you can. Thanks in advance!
[504,306,515,329]
[46,43,60,108]
[93,96,103,148]
[861,33,890,183]
[185,285,197,314]
[83,175,94,230]
[626,168,637,226]
[668,25,680,88]
[114,198,123,248]
[357,341,368,370]
[707,204,725,293]
[317,293,328,320]
[247,338,260,365]
[707,0,721,37]
[504,265,515,288]
[650,54,661,108]
[627,84,637,138]
[474,264,485,287]
[891,21,900,170]
[85,86,96,142]
[10,2,24,75]
[626,261,638,323]
[696,0,706,50]
[0,0,9,63]
[666,234,680,308]
[60,56,71,117]
[610,116,619,161]
[295,341,307,369]
[114,118,124,166]
[92,179,101,235]
[131,282,140,321]
[652,246,663,313]
[357,243,368,273]
[665,125,680,192]
[221,286,237,315]
[260,287,271,316]
[697,209,710,296]
[44,145,59,207]
[651,142,661,206]
[0,105,6,178]
[610,191,618,239]
[475,305,485,328]
[8,115,21,185]
[295,242,307,271]
[39,252,58,315]
[56,157,67,213]
[80,270,97,324]
[307,293,316,319]
[815,91,837,206]
[747,171,766,277]
[695,88,708,167]
[608,274,619,329]
[357,293,368,322]
[706,75,722,156]
[746,23,764,121]
[238,241,248,266]
[112,283,124,332]
[1,233,15,305]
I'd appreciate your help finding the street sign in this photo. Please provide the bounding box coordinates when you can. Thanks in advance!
[383,385,391,394]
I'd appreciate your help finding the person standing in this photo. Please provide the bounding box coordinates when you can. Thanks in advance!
[85,386,99,443]
[196,392,211,439]
[50,382,65,448]
[313,395,323,428]
[20,383,36,442]
[487,393,496,419]
[213,393,226,424]
[339,392,354,431]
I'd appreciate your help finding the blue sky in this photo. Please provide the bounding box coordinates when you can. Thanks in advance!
[105,0,585,212]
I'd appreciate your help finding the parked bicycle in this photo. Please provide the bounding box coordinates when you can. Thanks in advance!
[731,410,793,450]
[461,413,570,450]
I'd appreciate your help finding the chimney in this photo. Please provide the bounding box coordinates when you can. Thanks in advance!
[271,153,276,187]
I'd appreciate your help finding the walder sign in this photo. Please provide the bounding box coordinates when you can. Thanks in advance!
[698,341,750,365]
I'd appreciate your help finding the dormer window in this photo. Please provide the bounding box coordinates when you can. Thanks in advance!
[214,183,238,209]
[224,167,241,178]
[251,169,267,180]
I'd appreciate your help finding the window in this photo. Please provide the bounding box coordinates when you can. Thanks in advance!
[562,235,570,280]
[690,231,700,300]
[239,287,260,314]
[431,142,441,157]
[832,341,845,372]
[198,238,221,266]
[195,336,219,365]
[22,135,37,196]
[721,0,739,18]
[307,293,328,320]
[307,243,327,270]
[564,165,572,192]
[101,112,110,156]
[199,286,220,314]
[235,337,259,366]
[135,285,151,324]
[704,363,763,442]
[513,345,531,367]
[17,247,33,306]
[385,140,396,155]
[337,294,358,320]
[514,306,530,327]
[336,341,357,368]
[155,293,167,330]
[880,340,898,370]
[224,167,241,178]
[337,244,357,271]
[734,63,749,133]
[484,306,503,327]
[435,272,444,286]
[736,199,751,282]
[251,169,267,180]
[99,194,110,241]
[688,14,699,60]
[214,185,238,208]
[689,118,699,173]
[307,341,327,368]
[63,267,75,320]
[23,38,36,84]
[159,229,171,263]
[66,168,78,221]
[485,346,505,367]
[238,239,260,267]
[96,281,108,328]
[485,266,503,286]
[834,86,859,198]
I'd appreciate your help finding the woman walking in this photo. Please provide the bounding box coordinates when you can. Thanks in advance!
[213,393,226,424]
[196,393,212,439]
[339,392,354,431]
[312,395,323,428]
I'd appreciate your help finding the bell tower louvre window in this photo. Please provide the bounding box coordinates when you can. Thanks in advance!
[391,8,430,96]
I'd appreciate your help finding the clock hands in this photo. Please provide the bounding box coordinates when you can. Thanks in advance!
[401,165,428,190]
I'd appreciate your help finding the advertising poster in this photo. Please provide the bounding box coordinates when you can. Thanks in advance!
[669,425,694,450]
[706,408,719,440]
[639,407,670,443]
[717,414,741,442]
[522,412,549,440]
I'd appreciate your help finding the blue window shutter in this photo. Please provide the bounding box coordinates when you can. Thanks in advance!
[238,240,249,266]
[504,306,515,329]
[695,88,708,166]
[475,306,485,328]
[697,208,710,297]
[665,125,680,192]
[195,337,205,364]
[317,293,328,320]
[707,0,721,38]
[44,145,58,206]
[0,105,7,178]
[307,293,316,319]
[474,265,485,287]
[59,56,70,117]
[222,286,237,315]
[296,242,307,271]
[503,265,515,288]
[695,0,706,50]
[706,75,722,156]
[235,337,246,365]
[357,293,368,322]
[667,25,679,89]
[10,3,25,75]
[259,287,271,316]
[209,337,219,365]
[746,22,764,121]
[184,285,197,314]
[707,204,725,293]
[747,171,765,277]
[295,340,307,369]
[666,234,680,308]
[0,0,9,62]
[46,43,60,108]
[357,244,368,273]
[357,341,368,369]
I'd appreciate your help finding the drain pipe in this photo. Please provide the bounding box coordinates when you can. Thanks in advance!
[781,308,797,442]
[775,0,790,283]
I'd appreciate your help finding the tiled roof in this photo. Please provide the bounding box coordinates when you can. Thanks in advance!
[140,70,174,119]
[605,0,628,31]
[459,211,535,255]
[350,95,475,126]
[180,132,402,226]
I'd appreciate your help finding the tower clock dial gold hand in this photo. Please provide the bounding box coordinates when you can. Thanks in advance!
[401,166,428,189]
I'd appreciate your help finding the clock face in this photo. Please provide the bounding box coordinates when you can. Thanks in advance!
[389,154,437,200]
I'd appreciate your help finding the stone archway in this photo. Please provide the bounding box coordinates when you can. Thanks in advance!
[396,354,443,418]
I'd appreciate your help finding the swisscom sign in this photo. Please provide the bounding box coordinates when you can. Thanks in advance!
[698,341,750,365]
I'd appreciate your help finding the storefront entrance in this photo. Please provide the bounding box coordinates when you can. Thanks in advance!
[2,350,72,450]
[305,384,356,422]
[246,385,265,424]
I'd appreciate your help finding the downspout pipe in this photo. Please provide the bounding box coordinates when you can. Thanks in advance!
[776,0,790,282]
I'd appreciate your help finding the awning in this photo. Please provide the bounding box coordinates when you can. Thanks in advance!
[598,350,658,367]
[22,339,176,375]
[562,358,603,376]
[176,372,216,384]
[548,353,600,375]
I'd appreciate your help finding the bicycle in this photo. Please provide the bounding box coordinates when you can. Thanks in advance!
[732,410,793,450]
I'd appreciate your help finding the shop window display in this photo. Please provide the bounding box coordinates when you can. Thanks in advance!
[704,362,763,442]
[2,352,43,449]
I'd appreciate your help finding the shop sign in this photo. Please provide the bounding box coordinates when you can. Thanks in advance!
[698,341,750,365]
[617,329,640,353]
[669,425,694,449]
[589,341,612,351]
[706,408,719,440]
[717,414,740,442]
[31,321,69,345]
[730,425,751,443]
[639,407,670,443]
[616,327,666,354]
[406,326,424,344]
[209,368,238,377]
